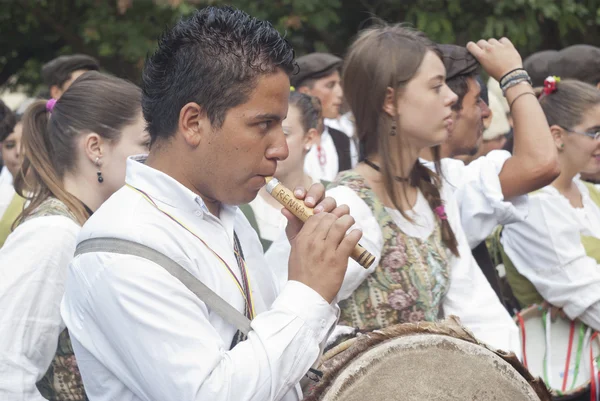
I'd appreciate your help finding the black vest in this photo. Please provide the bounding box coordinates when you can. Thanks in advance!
[327,126,353,173]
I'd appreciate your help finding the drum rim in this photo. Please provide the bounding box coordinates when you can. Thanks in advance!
[304,317,551,401]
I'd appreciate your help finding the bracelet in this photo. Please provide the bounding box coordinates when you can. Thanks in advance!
[509,91,537,111]
[500,67,525,84]
[501,70,531,91]
[502,77,532,96]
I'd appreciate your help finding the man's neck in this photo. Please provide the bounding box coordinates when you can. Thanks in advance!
[419,144,452,162]
[146,147,222,217]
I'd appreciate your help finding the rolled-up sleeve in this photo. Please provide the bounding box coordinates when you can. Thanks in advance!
[441,151,529,249]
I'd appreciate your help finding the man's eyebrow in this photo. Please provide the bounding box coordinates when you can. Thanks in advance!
[250,113,283,122]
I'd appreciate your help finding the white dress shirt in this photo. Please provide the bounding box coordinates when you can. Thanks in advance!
[502,178,600,330]
[421,150,528,249]
[0,166,14,219]
[61,156,338,401]
[0,211,80,400]
[266,173,520,356]
[304,127,339,183]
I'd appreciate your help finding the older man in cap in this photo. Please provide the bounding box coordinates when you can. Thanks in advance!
[292,53,357,182]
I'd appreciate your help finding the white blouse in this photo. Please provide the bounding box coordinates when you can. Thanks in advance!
[0,213,80,400]
[247,193,287,243]
[0,166,14,220]
[304,127,339,183]
[421,150,528,249]
[266,173,520,355]
[502,178,600,330]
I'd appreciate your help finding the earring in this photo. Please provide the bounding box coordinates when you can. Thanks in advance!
[95,157,104,183]
[390,122,397,136]
[560,143,565,150]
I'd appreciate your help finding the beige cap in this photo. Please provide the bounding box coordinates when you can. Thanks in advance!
[483,91,510,141]
[486,77,509,115]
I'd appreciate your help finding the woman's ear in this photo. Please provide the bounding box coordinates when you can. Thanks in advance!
[83,132,104,164]
[550,124,566,151]
[382,87,397,118]
[304,128,320,151]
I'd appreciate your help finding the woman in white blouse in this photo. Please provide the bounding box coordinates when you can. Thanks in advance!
[0,72,150,401]
[271,26,554,355]
[242,91,321,250]
[502,79,600,330]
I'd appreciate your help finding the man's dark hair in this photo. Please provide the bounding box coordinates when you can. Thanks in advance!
[0,100,16,143]
[447,72,478,111]
[41,54,100,89]
[142,6,296,144]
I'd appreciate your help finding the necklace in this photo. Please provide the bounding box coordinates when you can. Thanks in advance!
[363,159,410,183]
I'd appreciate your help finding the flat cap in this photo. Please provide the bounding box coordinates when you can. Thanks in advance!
[555,45,600,86]
[438,44,479,81]
[523,50,558,87]
[524,45,600,87]
[291,53,342,88]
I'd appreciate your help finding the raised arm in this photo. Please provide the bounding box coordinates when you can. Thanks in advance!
[467,38,560,199]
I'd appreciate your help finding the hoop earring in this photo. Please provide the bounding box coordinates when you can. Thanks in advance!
[95,157,104,183]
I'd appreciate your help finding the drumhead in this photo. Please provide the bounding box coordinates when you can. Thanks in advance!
[305,318,550,401]
[518,306,600,397]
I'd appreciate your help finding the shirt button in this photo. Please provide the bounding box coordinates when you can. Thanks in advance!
[195,210,202,217]
[320,319,326,328]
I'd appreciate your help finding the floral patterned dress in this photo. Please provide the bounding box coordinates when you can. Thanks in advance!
[20,198,88,401]
[329,171,451,331]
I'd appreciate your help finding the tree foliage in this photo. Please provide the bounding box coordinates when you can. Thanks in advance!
[1,0,599,93]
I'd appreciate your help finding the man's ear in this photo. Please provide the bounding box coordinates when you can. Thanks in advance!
[179,102,209,148]
[49,85,62,100]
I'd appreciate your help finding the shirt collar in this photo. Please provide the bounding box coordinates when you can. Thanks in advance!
[125,155,210,215]
[125,155,239,220]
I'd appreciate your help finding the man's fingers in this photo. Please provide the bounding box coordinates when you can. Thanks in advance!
[305,182,326,209]
[337,229,363,255]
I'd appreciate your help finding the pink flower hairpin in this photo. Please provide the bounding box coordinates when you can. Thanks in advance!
[434,205,447,221]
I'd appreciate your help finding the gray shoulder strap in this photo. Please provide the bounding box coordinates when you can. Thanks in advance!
[75,237,252,335]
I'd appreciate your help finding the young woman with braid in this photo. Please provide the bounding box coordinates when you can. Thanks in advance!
[319,26,529,354]
[0,72,150,400]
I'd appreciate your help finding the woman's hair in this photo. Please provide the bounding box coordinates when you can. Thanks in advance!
[288,91,323,133]
[14,71,142,226]
[343,23,459,256]
[536,79,600,129]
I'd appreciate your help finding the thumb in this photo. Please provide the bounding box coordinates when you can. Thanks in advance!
[283,208,304,241]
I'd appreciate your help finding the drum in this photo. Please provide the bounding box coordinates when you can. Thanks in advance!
[303,316,550,401]
[516,305,600,400]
